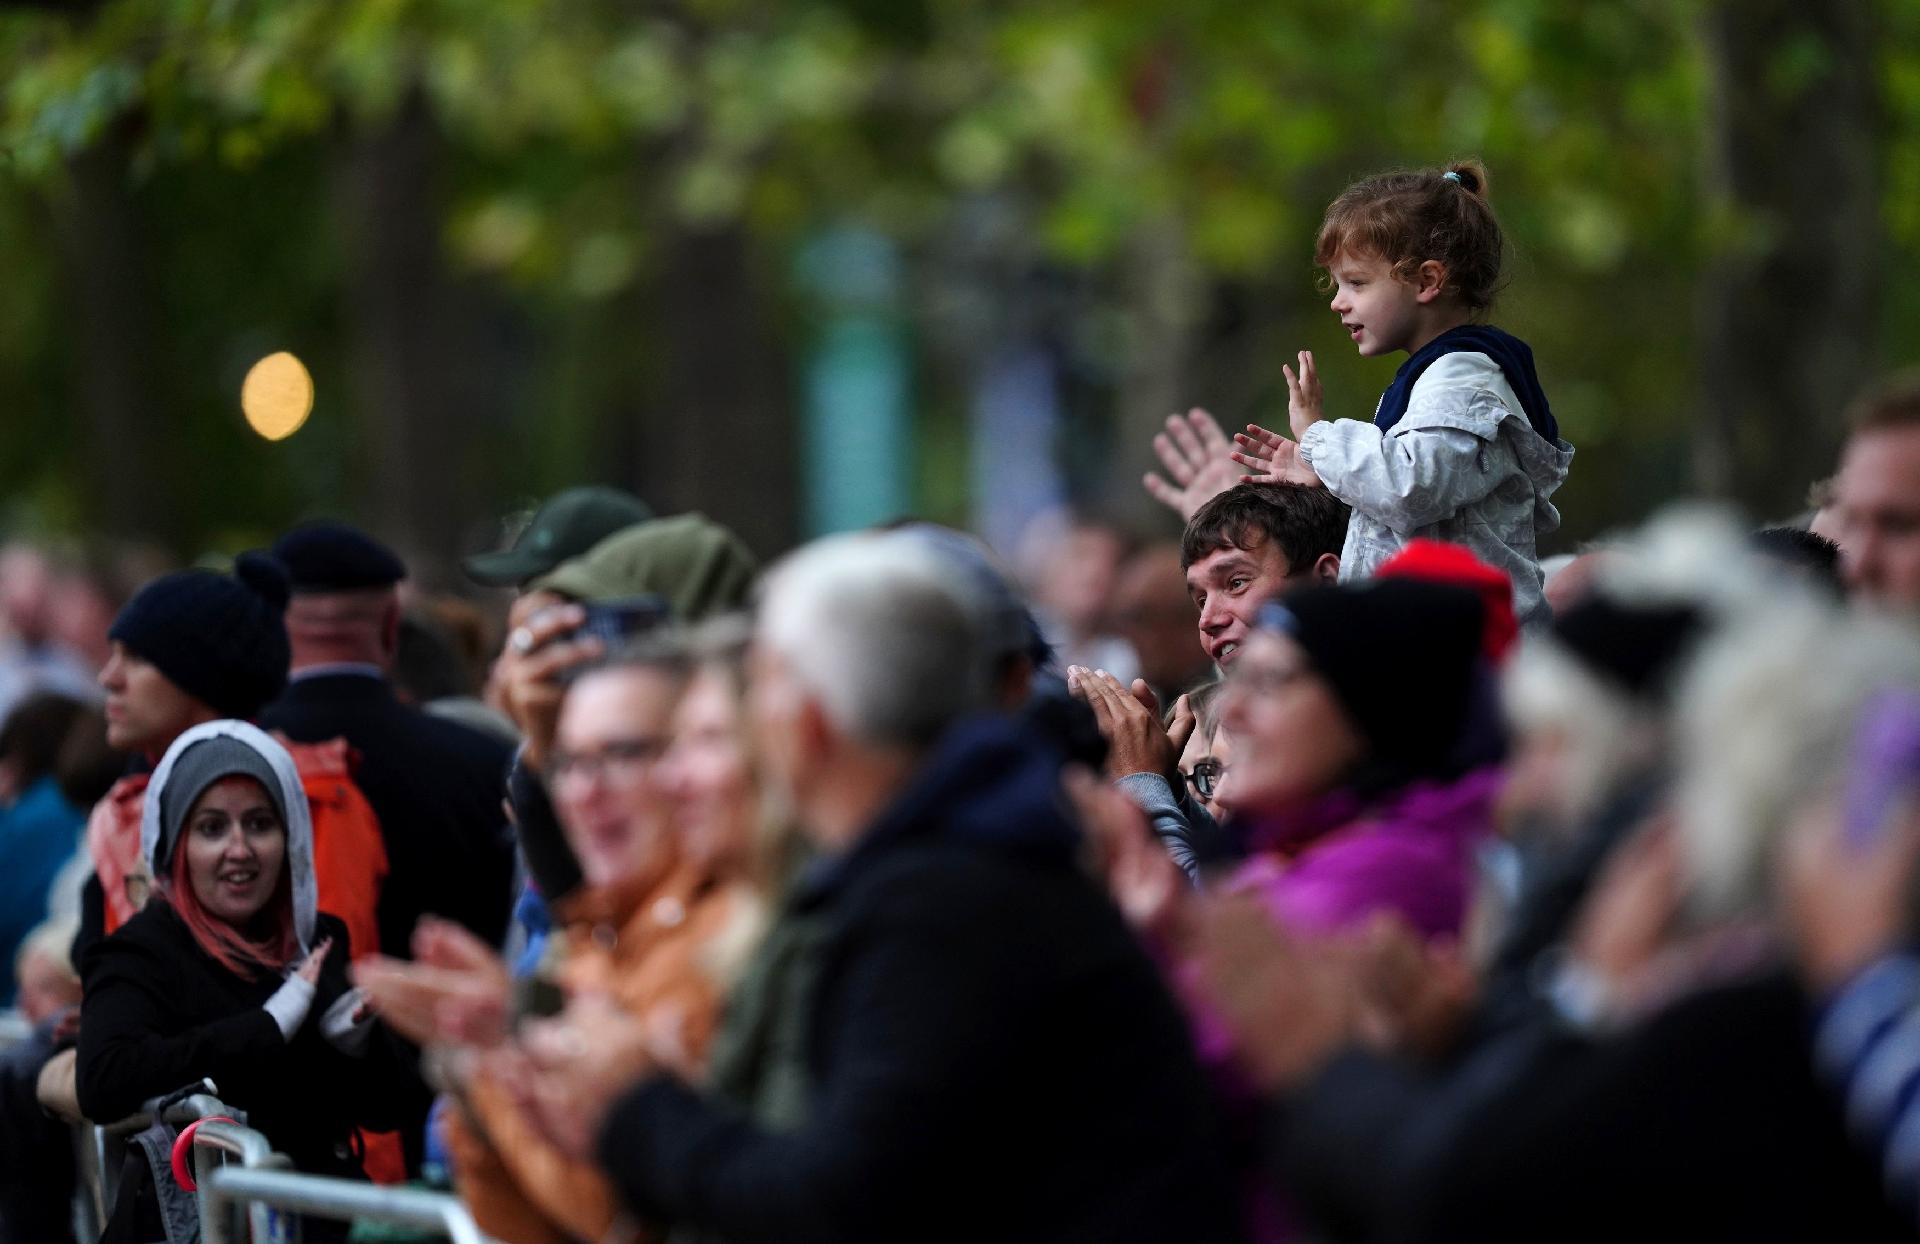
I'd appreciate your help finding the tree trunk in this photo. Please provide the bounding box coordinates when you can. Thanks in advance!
[1696,0,1879,516]
[52,127,186,550]
[1107,218,1205,527]
[632,223,797,558]
[331,96,464,576]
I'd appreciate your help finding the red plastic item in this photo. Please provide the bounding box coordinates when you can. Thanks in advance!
[170,1116,237,1192]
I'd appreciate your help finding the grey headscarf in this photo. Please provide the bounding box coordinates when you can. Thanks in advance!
[141,720,318,951]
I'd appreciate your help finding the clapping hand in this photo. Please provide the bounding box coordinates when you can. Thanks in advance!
[1142,409,1249,520]
[1282,350,1325,440]
[353,917,511,1049]
[1064,766,1185,937]
[520,992,659,1160]
[1189,897,1358,1092]
[1780,785,1920,995]
[1230,424,1322,488]
[1066,667,1190,783]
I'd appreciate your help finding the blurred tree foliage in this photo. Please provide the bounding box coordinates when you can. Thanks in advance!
[0,0,1915,574]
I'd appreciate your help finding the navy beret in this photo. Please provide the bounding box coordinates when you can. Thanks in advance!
[271,520,406,592]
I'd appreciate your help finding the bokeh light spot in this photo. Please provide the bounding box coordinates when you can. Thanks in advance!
[241,352,314,441]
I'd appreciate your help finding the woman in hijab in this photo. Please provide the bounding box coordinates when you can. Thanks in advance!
[76,721,418,1219]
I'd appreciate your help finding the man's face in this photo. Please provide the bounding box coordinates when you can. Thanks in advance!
[98,641,215,756]
[1833,425,1920,608]
[1185,536,1314,668]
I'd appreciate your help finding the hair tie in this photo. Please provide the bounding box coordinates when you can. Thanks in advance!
[1442,171,1463,185]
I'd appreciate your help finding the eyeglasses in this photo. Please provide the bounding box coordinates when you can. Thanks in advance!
[1184,757,1227,800]
[548,737,669,787]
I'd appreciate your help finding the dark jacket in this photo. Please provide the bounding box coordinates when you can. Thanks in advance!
[260,671,515,953]
[0,1015,76,1244]
[1283,972,1914,1244]
[596,717,1246,1244]
[76,905,419,1179]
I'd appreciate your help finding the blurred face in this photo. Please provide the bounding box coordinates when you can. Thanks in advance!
[1040,526,1127,636]
[100,642,217,756]
[14,948,80,1025]
[1113,548,1206,693]
[1187,536,1316,669]
[50,573,114,665]
[747,641,810,825]
[1834,426,1920,608]
[1218,630,1365,811]
[1327,250,1425,358]
[0,546,53,641]
[183,776,287,928]
[549,666,681,889]
[1178,724,1233,822]
[660,667,754,871]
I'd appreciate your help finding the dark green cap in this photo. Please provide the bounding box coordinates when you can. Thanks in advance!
[462,486,652,587]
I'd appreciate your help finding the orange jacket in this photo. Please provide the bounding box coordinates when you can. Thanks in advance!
[449,856,757,1244]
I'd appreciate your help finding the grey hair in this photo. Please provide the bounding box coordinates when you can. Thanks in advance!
[756,532,989,747]
[1503,641,1660,833]
[1505,506,1766,834]
[1676,596,1920,921]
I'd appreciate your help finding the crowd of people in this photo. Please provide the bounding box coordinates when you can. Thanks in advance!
[0,159,1918,1243]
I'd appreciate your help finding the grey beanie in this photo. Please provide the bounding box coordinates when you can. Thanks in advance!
[154,735,289,878]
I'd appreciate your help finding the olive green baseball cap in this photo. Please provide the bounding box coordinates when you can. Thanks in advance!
[529,513,759,620]
[462,486,652,587]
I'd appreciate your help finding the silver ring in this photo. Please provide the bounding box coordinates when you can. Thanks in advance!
[509,627,536,654]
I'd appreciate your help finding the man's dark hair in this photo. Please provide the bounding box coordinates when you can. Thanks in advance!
[1180,483,1350,573]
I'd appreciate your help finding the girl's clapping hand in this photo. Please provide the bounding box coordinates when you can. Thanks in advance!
[1231,424,1322,489]
[1282,350,1324,439]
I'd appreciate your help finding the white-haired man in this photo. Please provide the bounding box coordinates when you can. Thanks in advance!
[523,532,1241,1244]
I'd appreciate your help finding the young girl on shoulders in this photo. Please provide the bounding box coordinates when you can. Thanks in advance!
[1234,160,1574,626]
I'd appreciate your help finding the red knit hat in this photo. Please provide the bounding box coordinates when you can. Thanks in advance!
[1377,539,1518,663]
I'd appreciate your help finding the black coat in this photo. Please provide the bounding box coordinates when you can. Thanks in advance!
[1282,972,1914,1243]
[0,1017,75,1244]
[596,718,1247,1244]
[76,905,420,1179]
[259,672,515,954]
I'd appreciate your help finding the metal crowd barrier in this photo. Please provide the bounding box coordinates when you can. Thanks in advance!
[185,1116,297,1244]
[69,1082,494,1243]
[76,1088,235,1240]
[202,1167,495,1244]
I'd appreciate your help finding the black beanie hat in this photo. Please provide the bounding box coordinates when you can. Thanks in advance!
[1551,596,1705,702]
[108,553,292,719]
[1259,577,1486,784]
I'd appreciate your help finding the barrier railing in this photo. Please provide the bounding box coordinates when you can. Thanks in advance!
[74,1083,494,1243]
[202,1166,495,1244]
[183,1117,297,1243]
[75,1087,234,1238]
